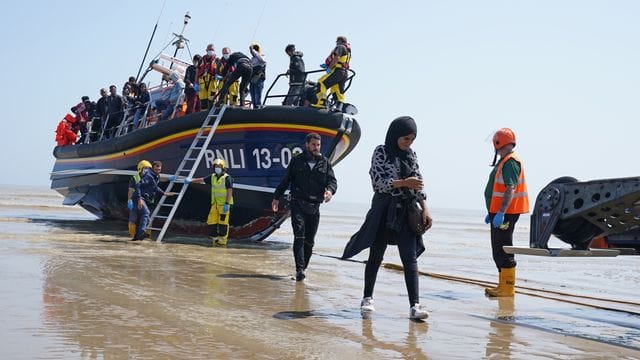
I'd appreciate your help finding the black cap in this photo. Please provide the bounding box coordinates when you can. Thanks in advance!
[81,96,90,102]
[285,44,295,53]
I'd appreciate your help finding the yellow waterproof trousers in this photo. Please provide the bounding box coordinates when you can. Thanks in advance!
[207,203,231,245]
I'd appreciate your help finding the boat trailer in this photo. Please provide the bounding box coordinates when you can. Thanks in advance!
[505,176,640,257]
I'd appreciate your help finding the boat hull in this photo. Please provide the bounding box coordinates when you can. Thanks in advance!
[51,106,361,241]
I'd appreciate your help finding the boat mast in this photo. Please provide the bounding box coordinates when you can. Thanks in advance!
[170,11,191,69]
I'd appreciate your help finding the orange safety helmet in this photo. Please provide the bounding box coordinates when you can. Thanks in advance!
[493,128,516,150]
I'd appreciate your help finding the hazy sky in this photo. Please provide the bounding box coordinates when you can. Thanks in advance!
[1,0,639,210]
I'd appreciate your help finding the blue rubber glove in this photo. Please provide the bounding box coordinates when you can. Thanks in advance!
[325,67,331,73]
[127,199,134,210]
[492,212,505,228]
[194,83,199,92]
[319,63,328,69]
[184,177,192,184]
[484,214,491,224]
[167,175,176,182]
[223,203,230,213]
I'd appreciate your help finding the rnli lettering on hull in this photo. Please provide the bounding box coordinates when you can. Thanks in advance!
[204,147,304,170]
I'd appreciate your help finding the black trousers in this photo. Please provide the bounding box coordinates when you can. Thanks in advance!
[364,221,420,306]
[219,62,252,106]
[283,83,304,105]
[489,213,520,269]
[290,200,320,272]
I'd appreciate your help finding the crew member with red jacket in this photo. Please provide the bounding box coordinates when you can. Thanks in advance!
[55,113,77,147]
[199,44,218,110]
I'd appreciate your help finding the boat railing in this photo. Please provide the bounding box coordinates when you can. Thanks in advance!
[83,82,186,143]
[263,68,356,106]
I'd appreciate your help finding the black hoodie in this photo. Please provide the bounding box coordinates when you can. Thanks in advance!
[289,51,306,83]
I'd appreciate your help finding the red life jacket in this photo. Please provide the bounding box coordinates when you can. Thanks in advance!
[325,43,351,69]
[199,55,217,77]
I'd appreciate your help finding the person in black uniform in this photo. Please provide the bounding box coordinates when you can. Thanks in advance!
[216,51,253,107]
[283,44,306,106]
[272,133,338,281]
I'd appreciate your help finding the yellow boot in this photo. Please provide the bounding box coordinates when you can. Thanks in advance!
[486,267,516,297]
[484,273,500,296]
[214,237,228,246]
[128,222,137,238]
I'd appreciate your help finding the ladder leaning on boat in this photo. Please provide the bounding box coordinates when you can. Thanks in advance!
[147,105,228,243]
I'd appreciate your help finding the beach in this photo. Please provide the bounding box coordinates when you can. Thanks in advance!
[0,185,638,359]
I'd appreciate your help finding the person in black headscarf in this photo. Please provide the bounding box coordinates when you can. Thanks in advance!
[342,116,433,320]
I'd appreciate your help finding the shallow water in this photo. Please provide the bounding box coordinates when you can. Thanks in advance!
[0,185,639,359]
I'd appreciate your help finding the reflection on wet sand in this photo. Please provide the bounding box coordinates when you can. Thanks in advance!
[3,187,640,359]
[485,297,516,358]
[361,318,429,360]
[38,235,309,359]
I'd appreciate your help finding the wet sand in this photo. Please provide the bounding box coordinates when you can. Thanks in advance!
[0,186,639,359]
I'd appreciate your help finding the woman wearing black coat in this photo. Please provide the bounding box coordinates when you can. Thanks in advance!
[342,116,432,320]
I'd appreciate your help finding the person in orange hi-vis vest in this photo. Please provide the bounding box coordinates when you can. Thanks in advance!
[483,128,529,297]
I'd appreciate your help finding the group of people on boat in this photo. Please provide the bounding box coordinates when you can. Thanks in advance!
[54,81,153,146]
[54,36,352,148]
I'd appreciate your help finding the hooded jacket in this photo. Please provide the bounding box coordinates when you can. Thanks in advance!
[289,51,305,83]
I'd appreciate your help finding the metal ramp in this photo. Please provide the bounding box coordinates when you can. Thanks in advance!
[507,176,640,257]
[148,105,227,243]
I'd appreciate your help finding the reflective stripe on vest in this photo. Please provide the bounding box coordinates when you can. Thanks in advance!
[489,153,529,214]
[133,173,141,184]
[211,173,234,205]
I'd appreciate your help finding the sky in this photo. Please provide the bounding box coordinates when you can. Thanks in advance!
[1,0,639,210]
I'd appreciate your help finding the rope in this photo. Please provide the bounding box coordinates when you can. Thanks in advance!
[211,1,228,42]
[250,0,268,42]
[314,253,640,316]
[156,0,168,24]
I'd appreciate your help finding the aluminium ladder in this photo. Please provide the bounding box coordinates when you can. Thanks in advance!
[148,105,227,243]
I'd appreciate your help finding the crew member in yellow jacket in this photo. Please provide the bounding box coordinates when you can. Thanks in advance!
[190,158,234,246]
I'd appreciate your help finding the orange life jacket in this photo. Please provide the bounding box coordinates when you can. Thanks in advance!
[55,120,77,147]
[489,152,529,214]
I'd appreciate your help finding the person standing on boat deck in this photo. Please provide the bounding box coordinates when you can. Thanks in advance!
[127,160,152,238]
[249,43,266,109]
[283,44,306,106]
[132,83,150,129]
[131,161,177,241]
[199,44,217,110]
[215,47,239,105]
[342,116,432,320]
[188,159,234,247]
[105,85,125,138]
[483,128,529,297]
[272,133,337,281]
[71,102,88,144]
[80,96,97,141]
[216,51,253,108]
[312,36,350,111]
[184,54,202,114]
[94,88,108,140]
[122,76,139,98]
